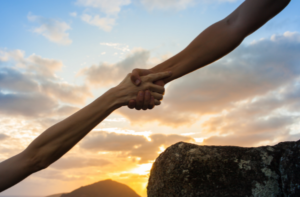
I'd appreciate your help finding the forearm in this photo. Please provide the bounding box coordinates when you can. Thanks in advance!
[151,0,290,84]
[25,88,121,170]
[151,19,243,83]
[0,88,121,192]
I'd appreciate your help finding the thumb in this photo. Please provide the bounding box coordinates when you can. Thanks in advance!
[131,69,153,86]
[131,72,141,86]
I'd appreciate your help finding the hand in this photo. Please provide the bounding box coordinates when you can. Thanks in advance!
[128,68,166,110]
[115,71,172,108]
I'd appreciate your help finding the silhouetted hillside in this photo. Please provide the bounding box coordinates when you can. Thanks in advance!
[60,179,140,197]
[46,194,65,197]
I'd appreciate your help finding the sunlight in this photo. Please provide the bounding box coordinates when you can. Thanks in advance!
[130,163,153,175]
[158,145,165,154]
[92,128,152,141]
[194,138,204,143]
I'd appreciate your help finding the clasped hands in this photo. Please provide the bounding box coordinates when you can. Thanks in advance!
[127,68,169,110]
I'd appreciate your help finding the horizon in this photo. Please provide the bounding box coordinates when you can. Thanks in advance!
[1,0,300,196]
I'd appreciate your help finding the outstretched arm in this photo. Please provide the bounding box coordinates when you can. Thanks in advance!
[0,71,171,192]
[129,0,291,109]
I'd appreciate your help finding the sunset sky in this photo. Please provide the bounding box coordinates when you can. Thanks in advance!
[1,0,300,196]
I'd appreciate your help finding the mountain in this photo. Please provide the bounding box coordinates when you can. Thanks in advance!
[46,194,65,197]
[59,179,140,197]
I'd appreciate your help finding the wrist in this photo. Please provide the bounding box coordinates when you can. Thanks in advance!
[105,87,127,109]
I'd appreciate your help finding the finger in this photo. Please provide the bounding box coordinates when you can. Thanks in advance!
[154,80,165,87]
[136,91,144,110]
[154,99,161,105]
[131,69,153,86]
[128,100,136,109]
[143,90,151,110]
[148,96,155,109]
[151,92,163,101]
[146,71,172,82]
[148,84,165,94]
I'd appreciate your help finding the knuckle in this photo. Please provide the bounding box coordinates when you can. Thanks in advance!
[146,84,152,91]
[145,76,151,82]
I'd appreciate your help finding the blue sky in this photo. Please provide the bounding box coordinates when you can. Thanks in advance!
[1,0,300,196]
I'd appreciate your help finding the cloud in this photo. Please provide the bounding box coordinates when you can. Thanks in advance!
[80,131,148,151]
[0,67,39,93]
[140,0,238,10]
[0,133,9,141]
[100,43,130,52]
[51,156,112,169]
[0,49,91,117]
[70,12,77,17]
[76,0,130,31]
[79,49,150,87]
[77,30,300,147]
[81,14,115,31]
[0,91,58,117]
[0,51,9,62]
[34,168,82,181]
[130,133,195,163]
[80,131,194,163]
[202,109,297,147]
[76,0,238,31]
[115,32,300,128]
[140,0,195,10]
[200,78,300,146]
[27,13,72,45]
[76,0,131,15]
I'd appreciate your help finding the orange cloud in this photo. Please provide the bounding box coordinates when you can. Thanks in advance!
[80,131,195,163]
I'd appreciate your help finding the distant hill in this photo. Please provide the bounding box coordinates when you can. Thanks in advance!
[59,179,140,197]
[46,194,65,197]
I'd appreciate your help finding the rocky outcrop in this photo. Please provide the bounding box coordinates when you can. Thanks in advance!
[148,140,300,197]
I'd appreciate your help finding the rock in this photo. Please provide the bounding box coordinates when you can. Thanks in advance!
[147,140,300,197]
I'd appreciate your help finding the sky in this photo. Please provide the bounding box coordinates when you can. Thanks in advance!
[1,0,300,196]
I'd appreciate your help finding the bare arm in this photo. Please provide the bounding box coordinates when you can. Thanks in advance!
[129,0,291,109]
[0,71,171,192]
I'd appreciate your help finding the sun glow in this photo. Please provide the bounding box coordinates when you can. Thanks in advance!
[130,163,153,175]
[158,145,165,154]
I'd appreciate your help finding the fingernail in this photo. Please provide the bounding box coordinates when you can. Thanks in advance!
[169,71,172,75]
[146,91,150,97]
[135,80,140,85]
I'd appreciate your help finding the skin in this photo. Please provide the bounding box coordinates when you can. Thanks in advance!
[0,71,172,192]
[0,0,291,192]
[128,0,291,110]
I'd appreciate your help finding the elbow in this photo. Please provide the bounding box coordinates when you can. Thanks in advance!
[223,0,291,36]
[222,17,248,40]
[29,157,50,173]
[222,12,248,38]
[22,150,50,173]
